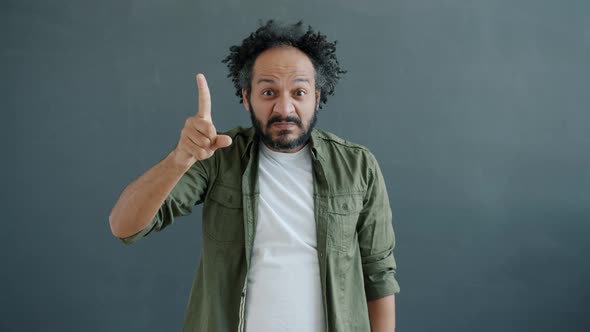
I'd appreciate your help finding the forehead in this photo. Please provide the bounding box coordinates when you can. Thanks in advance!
[251,46,316,81]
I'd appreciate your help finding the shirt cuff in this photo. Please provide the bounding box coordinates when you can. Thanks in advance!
[117,216,158,245]
[363,252,401,300]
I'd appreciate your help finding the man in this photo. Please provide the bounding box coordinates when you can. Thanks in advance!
[109,20,399,332]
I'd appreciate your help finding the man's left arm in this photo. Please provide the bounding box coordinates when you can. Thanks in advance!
[358,153,400,331]
[368,294,396,331]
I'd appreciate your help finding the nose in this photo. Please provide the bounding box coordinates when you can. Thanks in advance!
[272,95,295,117]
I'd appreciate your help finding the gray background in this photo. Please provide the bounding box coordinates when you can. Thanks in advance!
[2,0,589,331]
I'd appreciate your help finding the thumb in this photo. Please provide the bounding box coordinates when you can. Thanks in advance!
[212,135,233,150]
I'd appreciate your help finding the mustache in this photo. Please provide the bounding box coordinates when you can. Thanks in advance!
[266,116,303,128]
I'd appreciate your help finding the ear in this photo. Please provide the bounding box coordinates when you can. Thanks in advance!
[242,88,250,112]
[315,89,321,110]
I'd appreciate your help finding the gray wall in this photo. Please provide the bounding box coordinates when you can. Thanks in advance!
[2,0,589,331]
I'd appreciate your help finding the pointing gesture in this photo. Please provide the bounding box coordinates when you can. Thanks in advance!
[173,73,233,169]
[196,73,212,121]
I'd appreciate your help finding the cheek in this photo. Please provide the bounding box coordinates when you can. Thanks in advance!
[254,106,272,119]
[249,98,269,115]
[296,102,317,119]
[250,105,273,125]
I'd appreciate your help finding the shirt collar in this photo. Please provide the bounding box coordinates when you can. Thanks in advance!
[241,127,257,160]
[310,128,325,161]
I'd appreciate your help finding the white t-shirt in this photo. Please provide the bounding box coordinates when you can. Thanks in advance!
[244,143,325,332]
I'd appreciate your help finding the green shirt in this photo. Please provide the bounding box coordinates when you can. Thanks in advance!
[120,126,400,331]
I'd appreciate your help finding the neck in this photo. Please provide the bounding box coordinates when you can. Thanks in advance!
[262,141,308,154]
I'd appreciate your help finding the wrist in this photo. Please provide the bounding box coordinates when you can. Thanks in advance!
[166,149,195,174]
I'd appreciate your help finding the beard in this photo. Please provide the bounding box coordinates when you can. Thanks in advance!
[248,100,318,152]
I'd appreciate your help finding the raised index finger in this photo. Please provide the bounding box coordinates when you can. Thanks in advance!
[196,73,211,121]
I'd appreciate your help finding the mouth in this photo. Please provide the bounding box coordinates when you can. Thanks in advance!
[271,121,298,130]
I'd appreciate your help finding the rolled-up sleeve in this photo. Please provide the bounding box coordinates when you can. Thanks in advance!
[357,154,400,300]
[118,159,210,245]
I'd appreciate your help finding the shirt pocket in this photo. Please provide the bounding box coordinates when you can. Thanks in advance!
[202,183,244,244]
[326,193,364,252]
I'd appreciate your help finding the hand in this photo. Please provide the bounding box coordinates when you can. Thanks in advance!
[173,73,232,168]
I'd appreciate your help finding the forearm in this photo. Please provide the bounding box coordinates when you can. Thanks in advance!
[367,294,396,332]
[109,150,191,238]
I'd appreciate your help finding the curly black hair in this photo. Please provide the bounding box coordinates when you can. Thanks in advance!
[222,20,347,109]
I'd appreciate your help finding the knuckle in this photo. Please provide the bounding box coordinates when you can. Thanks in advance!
[207,124,217,137]
[195,117,208,128]
[199,136,211,147]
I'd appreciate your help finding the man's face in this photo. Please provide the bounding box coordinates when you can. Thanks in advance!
[242,46,320,153]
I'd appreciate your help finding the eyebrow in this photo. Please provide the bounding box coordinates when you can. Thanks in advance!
[256,78,311,85]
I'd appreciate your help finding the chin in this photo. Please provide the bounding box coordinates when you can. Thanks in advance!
[268,128,293,137]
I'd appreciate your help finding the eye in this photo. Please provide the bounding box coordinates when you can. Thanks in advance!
[295,90,306,97]
[262,90,274,96]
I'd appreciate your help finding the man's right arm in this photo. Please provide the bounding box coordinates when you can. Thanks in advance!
[108,150,194,239]
[108,73,232,240]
